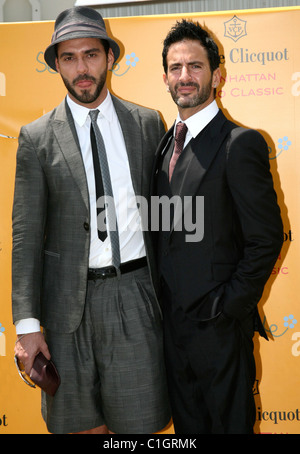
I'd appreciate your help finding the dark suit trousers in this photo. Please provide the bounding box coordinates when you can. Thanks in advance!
[161,281,256,434]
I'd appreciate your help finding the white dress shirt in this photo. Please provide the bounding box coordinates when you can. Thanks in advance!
[15,90,145,334]
[175,100,219,147]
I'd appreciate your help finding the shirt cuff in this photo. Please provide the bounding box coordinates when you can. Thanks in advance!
[15,318,41,335]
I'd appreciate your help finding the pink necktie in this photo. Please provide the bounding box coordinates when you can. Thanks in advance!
[169,122,188,181]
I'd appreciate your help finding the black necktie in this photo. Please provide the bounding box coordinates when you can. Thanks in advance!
[90,118,106,242]
[89,110,121,270]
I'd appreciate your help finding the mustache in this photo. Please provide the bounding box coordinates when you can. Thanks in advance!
[175,82,200,90]
[73,74,97,85]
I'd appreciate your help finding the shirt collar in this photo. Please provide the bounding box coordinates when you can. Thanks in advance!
[66,90,114,127]
[175,100,219,138]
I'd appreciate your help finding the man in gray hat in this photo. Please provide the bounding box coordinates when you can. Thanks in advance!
[12,6,170,434]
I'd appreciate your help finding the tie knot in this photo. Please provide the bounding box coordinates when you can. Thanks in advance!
[175,122,188,143]
[89,109,99,122]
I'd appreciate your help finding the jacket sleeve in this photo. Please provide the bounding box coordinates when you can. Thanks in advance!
[221,127,283,321]
[12,125,48,324]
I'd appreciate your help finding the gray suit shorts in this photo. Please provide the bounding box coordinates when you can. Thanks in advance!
[41,266,170,434]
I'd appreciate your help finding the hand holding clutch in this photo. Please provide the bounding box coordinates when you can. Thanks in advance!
[30,352,61,396]
[15,352,61,397]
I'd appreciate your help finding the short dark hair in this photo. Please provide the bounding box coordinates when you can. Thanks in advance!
[162,19,220,74]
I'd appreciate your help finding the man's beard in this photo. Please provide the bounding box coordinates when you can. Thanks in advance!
[170,79,213,109]
[61,70,107,105]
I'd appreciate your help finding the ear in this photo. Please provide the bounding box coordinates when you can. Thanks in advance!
[163,73,170,92]
[107,48,115,70]
[212,67,221,88]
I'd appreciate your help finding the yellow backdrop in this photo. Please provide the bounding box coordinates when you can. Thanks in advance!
[0,6,299,434]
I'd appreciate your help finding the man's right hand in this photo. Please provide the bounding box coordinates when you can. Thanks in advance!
[14,332,51,375]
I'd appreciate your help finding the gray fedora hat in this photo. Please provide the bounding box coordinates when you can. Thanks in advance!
[44,6,120,72]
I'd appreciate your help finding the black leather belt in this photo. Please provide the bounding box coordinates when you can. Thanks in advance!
[88,256,147,280]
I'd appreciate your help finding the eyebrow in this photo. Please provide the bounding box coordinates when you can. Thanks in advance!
[170,60,204,67]
[59,47,102,58]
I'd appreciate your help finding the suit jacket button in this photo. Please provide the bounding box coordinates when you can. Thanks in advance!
[84,222,90,231]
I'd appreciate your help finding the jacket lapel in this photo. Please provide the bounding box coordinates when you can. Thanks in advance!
[111,95,143,197]
[170,110,235,233]
[171,110,228,196]
[157,127,175,159]
[151,128,174,195]
[52,99,89,212]
[51,96,145,215]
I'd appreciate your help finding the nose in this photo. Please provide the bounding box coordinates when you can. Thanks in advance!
[76,56,89,74]
[179,65,192,82]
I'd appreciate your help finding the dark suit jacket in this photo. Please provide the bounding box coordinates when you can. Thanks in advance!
[12,94,165,333]
[153,109,283,338]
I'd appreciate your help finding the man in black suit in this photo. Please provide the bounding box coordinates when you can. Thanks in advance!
[152,20,283,434]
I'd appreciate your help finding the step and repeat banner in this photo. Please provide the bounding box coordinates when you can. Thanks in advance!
[0,6,299,434]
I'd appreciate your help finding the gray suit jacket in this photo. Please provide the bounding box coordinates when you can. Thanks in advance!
[12,94,165,333]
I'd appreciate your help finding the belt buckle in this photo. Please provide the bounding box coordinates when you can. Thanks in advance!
[100,269,109,279]
[88,266,117,280]
[99,266,116,279]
